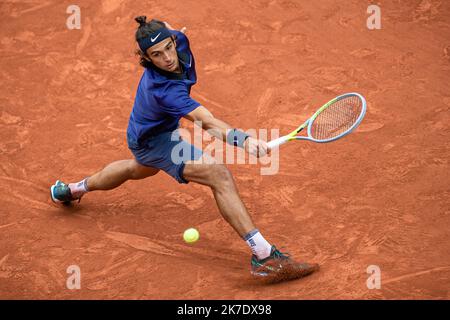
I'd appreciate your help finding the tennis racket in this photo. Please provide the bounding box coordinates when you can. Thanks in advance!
[267,92,367,149]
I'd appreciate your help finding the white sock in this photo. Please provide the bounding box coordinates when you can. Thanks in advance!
[244,229,272,260]
[68,178,89,198]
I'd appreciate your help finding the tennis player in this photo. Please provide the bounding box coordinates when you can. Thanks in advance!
[50,17,319,281]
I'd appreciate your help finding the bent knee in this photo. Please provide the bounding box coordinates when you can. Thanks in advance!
[208,164,234,187]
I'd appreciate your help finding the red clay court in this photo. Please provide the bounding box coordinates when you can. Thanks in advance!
[0,0,449,299]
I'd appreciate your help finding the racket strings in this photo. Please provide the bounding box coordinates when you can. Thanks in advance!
[310,96,362,140]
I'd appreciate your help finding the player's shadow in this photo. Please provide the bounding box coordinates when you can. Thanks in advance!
[51,200,87,216]
[236,267,322,288]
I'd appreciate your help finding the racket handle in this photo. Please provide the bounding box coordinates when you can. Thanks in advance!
[267,136,289,149]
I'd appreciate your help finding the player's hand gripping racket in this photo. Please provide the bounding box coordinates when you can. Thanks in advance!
[267,92,367,149]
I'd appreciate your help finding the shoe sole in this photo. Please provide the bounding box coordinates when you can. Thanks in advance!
[251,270,269,277]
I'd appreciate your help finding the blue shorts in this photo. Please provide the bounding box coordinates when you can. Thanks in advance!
[127,130,203,184]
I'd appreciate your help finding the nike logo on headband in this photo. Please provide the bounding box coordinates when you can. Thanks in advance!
[151,32,161,42]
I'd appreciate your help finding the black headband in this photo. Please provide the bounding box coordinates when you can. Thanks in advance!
[138,27,173,53]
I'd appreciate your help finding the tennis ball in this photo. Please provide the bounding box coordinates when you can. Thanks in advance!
[183,228,199,243]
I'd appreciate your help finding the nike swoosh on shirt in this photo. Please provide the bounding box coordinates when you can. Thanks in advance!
[151,32,161,42]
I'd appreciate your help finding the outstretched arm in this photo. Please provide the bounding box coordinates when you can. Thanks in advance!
[184,106,268,157]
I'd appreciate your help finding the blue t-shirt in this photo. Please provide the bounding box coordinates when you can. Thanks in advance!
[127,30,201,145]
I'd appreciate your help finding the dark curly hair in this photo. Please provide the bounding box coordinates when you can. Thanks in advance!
[134,16,176,69]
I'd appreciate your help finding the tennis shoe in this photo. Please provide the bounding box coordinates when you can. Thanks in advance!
[251,245,319,283]
[50,180,82,204]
